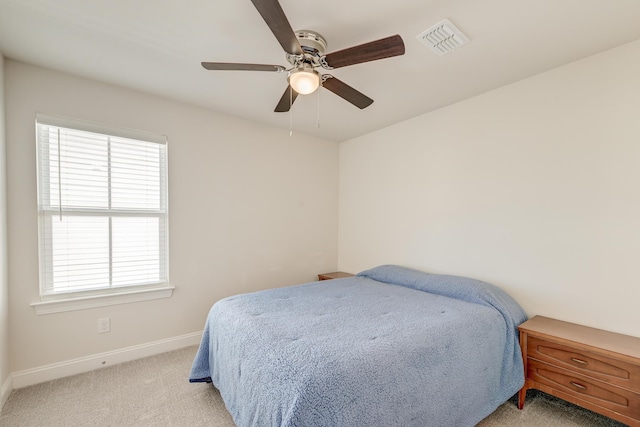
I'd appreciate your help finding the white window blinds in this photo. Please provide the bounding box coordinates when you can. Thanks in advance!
[36,114,169,297]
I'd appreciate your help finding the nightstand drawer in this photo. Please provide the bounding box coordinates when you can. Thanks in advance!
[528,336,640,392]
[528,359,640,419]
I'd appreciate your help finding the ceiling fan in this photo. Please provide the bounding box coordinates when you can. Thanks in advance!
[202,0,405,112]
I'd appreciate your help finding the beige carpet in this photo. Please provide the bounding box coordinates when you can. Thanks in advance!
[0,346,626,426]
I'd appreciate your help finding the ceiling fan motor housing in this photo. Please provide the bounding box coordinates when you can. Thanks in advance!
[295,30,327,55]
[286,30,328,67]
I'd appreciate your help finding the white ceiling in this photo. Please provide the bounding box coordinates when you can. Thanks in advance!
[1,0,640,142]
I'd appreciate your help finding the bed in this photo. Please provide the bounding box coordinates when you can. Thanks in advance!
[190,265,527,427]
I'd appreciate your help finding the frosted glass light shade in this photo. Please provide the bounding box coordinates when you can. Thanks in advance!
[288,68,320,95]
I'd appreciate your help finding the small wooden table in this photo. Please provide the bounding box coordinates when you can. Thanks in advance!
[518,315,640,427]
[317,272,354,281]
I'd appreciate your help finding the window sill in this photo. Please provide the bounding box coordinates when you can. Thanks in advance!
[30,286,175,315]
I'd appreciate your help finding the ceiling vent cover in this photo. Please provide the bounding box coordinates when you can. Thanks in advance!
[416,19,470,56]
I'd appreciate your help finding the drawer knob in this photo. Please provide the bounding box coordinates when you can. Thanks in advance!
[570,357,587,365]
[570,381,586,390]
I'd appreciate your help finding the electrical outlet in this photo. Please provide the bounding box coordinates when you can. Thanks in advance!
[97,317,110,333]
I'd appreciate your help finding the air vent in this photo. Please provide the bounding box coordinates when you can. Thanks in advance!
[416,19,470,56]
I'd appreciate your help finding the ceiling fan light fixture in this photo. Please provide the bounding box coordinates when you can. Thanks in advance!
[288,65,320,95]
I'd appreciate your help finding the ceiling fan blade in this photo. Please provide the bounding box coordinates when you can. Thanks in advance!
[250,0,303,55]
[274,86,299,112]
[322,76,373,109]
[201,62,286,72]
[322,35,405,69]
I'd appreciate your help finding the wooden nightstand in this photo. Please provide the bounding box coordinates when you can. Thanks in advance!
[518,316,640,427]
[317,272,354,281]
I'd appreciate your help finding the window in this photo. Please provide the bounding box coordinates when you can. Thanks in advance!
[34,114,170,312]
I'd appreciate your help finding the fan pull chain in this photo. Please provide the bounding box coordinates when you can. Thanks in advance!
[316,87,321,128]
[289,87,293,136]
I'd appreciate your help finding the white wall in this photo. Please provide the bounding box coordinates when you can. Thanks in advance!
[339,39,640,338]
[6,61,339,373]
[0,53,11,405]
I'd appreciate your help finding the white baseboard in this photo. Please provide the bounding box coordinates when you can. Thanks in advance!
[11,331,202,389]
[1,374,12,411]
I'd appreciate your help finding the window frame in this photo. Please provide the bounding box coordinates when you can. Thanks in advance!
[32,113,173,314]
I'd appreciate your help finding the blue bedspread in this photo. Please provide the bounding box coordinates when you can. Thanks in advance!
[190,265,527,427]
